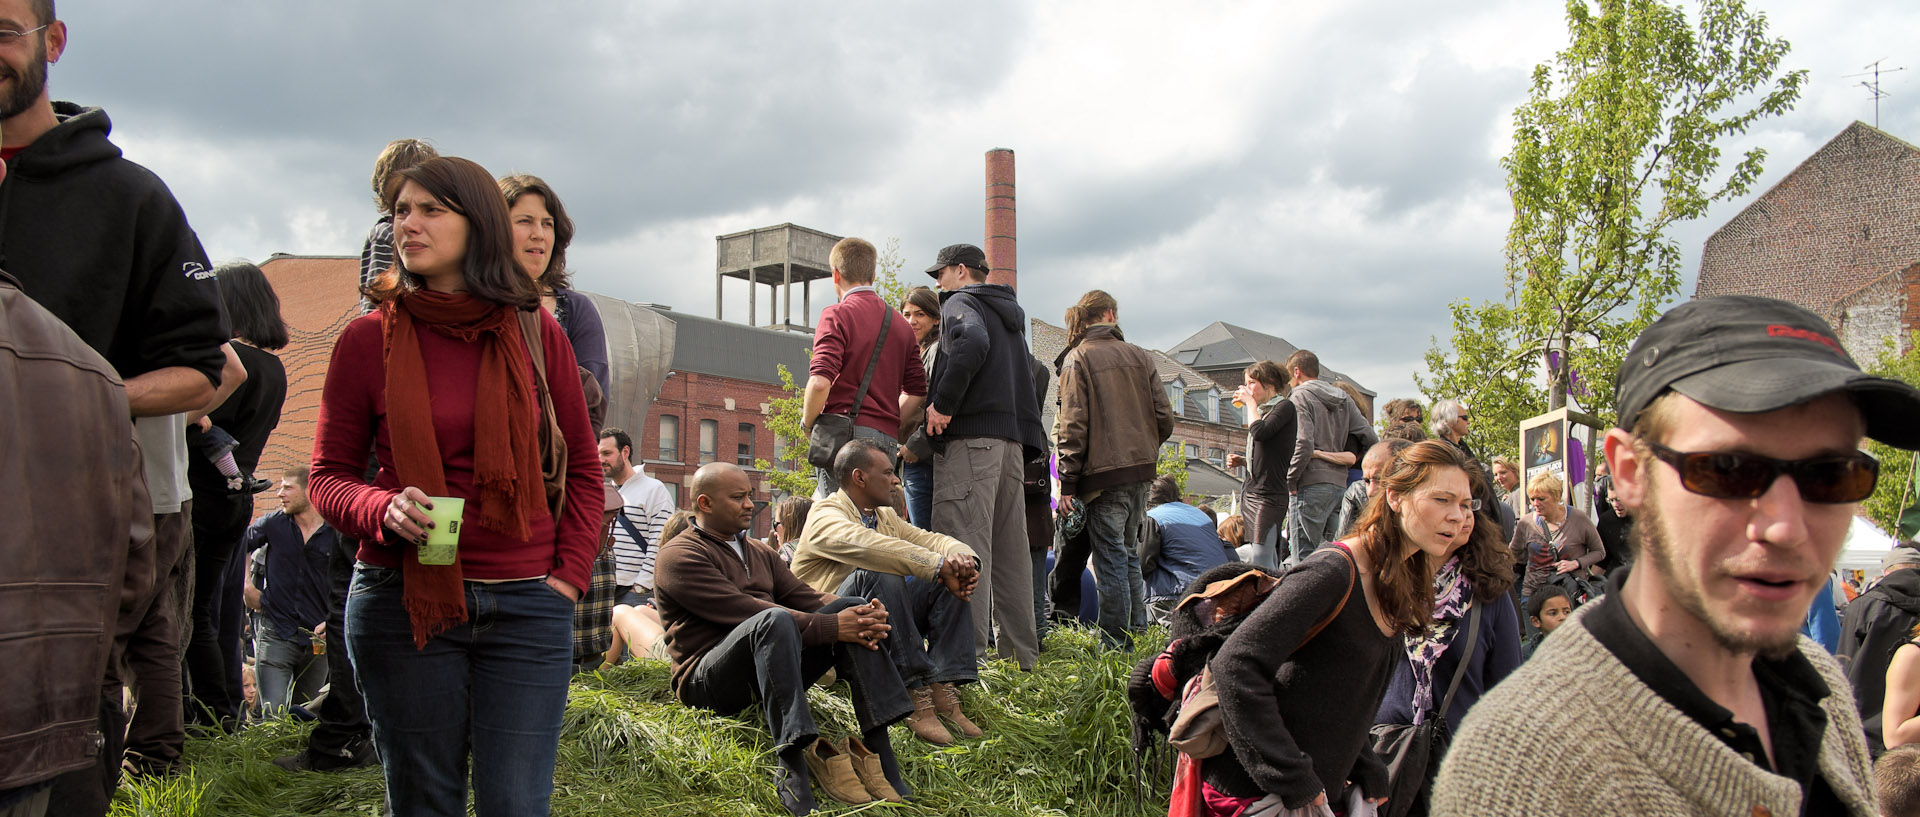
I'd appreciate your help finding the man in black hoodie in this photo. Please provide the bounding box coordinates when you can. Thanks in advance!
[1841,547,1920,730]
[0,1,231,807]
[922,244,1046,670]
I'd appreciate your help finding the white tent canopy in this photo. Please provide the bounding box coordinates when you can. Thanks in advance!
[1837,515,1901,584]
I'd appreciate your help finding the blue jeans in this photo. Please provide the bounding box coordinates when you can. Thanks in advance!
[834,569,975,689]
[254,617,328,717]
[902,459,934,529]
[1087,482,1148,648]
[1289,482,1345,561]
[346,566,575,817]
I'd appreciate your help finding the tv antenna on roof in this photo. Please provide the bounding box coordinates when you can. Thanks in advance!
[1843,59,1905,128]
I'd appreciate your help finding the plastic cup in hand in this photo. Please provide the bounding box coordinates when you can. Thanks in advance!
[417,496,465,566]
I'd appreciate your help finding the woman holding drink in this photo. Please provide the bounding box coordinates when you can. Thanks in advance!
[1226,360,1295,570]
[308,156,602,817]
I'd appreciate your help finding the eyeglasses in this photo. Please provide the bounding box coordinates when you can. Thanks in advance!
[1645,442,1879,504]
[0,24,47,46]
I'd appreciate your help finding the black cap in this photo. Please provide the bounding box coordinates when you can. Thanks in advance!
[924,244,989,278]
[1615,295,1920,449]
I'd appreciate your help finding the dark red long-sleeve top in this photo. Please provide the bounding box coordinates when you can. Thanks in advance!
[809,288,926,437]
[308,309,603,591]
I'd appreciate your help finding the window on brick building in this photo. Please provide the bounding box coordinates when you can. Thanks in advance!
[658,415,679,462]
[737,423,755,466]
[1184,442,1199,459]
[1208,447,1225,468]
[699,420,718,464]
[1167,378,1185,415]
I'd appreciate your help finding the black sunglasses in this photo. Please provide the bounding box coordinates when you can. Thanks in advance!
[1645,442,1878,504]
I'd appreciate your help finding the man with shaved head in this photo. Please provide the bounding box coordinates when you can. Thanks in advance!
[654,463,917,814]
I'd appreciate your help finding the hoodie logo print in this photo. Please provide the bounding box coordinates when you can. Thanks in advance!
[182,261,216,281]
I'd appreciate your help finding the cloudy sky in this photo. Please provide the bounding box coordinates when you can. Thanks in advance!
[49,1,1917,398]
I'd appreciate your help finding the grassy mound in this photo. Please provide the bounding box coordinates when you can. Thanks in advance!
[111,626,1172,816]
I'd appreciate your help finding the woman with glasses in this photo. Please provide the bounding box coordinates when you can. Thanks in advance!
[1369,461,1521,815]
[309,156,603,817]
[896,286,941,528]
[1519,472,1605,604]
[1429,399,1475,462]
[1204,441,1481,815]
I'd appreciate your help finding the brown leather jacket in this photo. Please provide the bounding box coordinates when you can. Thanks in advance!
[0,273,154,790]
[1054,324,1175,497]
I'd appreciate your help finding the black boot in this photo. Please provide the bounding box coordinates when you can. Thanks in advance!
[775,745,817,816]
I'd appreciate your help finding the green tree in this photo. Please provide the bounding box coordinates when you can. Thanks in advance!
[1157,443,1189,496]
[753,362,815,497]
[874,237,913,309]
[1422,0,1803,459]
[1862,333,1920,539]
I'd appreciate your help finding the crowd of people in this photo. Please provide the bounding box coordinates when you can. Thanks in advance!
[7,3,1920,817]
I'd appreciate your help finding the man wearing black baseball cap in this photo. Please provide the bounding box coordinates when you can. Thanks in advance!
[917,243,1046,670]
[1438,295,1919,815]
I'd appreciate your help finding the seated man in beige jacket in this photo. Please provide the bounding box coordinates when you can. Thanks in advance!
[792,439,984,745]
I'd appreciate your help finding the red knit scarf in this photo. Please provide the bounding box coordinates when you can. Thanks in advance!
[381,290,546,648]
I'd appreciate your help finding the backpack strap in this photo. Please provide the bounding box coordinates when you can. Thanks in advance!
[1437,602,1482,720]
[1299,544,1358,649]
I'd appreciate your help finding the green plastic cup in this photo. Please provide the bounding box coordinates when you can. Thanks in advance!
[417,496,465,566]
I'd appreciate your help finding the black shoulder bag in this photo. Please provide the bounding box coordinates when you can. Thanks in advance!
[806,299,891,469]
[1368,602,1481,817]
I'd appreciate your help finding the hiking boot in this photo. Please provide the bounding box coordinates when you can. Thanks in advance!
[802,737,871,805]
[930,681,983,738]
[843,735,903,802]
[905,686,953,745]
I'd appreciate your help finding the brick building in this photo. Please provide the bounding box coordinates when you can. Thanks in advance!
[1169,321,1376,418]
[1696,121,1920,358]
[638,311,809,538]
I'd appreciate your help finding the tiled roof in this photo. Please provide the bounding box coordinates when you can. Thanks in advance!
[1168,321,1374,397]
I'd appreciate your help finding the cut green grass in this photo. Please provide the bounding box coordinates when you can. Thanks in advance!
[113,625,1171,816]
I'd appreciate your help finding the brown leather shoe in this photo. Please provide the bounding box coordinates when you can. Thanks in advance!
[931,681,983,738]
[844,736,903,802]
[906,685,954,745]
[802,738,871,805]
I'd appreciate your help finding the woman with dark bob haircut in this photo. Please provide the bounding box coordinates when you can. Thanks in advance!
[499,173,609,396]
[1206,440,1479,814]
[182,259,290,728]
[309,156,602,817]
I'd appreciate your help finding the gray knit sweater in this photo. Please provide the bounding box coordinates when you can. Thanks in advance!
[1431,605,1875,817]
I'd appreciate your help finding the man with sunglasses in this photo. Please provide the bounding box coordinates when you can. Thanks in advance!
[1437,295,1920,816]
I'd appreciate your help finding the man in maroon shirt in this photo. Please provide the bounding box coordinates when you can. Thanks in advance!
[802,237,926,498]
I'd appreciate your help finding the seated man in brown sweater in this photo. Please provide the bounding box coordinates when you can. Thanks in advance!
[654,463,914,815]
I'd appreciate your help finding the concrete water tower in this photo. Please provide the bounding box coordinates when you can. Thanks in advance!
[715,223,841,332]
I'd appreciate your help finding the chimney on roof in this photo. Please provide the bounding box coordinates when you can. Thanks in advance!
[985,148,1016,292]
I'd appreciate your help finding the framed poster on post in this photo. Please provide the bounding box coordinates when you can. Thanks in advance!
[1517,408,1605,516]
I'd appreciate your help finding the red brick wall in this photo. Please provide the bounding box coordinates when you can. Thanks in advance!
[257,256,361,484]
[1697,122,1920,326]
[1905,264,1920,344]
[637,370,793,538]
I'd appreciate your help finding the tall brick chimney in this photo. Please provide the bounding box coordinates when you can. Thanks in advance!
[985,148,1016,292]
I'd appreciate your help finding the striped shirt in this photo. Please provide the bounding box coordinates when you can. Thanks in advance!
[357,216,393,313]
[612,469,676,590]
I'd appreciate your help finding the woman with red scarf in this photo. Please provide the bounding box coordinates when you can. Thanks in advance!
[308,156,602,817]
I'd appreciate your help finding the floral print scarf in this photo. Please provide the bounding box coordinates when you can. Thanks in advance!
[1405,555,1470,724]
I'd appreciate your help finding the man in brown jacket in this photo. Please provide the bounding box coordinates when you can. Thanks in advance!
[0,269,154,815]
[1054,292,1174,648]
[653,463,915,815]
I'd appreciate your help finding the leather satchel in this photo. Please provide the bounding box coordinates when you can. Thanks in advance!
[806,299,891,469]
[518,311,622,546]
[1166,546,1358,759]
[1366,602,1482,817]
